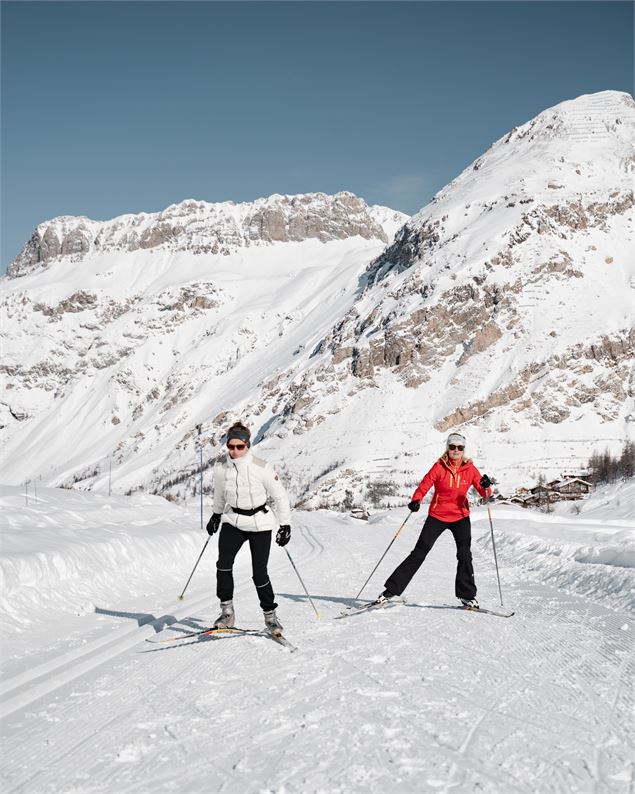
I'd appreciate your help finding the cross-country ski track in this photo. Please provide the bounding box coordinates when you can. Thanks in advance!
[1,509,633,794]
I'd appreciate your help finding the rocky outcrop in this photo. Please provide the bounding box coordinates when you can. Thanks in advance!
[365,218,444,286]
[7,192,404,279]
[435,329,634,430]
[33,291,98,316]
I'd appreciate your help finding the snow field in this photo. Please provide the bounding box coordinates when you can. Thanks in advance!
[0,484,633,792]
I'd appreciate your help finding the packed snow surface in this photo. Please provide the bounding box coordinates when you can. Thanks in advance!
[1,482,633,792]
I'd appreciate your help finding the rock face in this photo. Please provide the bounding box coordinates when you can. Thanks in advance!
[1,92,633,507]
[7,192,405,279]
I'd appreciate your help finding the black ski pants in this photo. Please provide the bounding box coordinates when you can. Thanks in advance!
[216,522,277,612]
[384,515,477,600]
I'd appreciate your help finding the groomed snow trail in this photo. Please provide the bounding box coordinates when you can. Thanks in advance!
[2,512,633,794]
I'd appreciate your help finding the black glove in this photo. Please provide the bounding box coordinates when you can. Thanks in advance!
[206,513,221,536]
[480,475,492,489]
[408,500,421,512]
[276,525,291,546]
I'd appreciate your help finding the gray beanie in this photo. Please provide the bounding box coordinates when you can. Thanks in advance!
[227,427,251,445]
[447,432,466,448]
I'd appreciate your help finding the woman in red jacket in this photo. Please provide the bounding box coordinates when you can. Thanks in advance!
[377,432,492,609]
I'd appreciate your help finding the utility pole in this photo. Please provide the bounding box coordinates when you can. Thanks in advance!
[196,424,203,530]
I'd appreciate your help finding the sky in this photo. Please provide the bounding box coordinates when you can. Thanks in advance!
[1,0,633,271]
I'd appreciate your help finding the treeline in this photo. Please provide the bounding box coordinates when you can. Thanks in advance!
[587,440,634,485]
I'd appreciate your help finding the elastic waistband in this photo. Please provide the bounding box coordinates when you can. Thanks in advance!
[231,503,268,517]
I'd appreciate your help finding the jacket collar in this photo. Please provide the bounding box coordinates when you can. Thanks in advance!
[226,449,253,467]
[439,454,471,473]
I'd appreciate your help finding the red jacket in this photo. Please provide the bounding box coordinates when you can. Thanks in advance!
[412,456,489,522]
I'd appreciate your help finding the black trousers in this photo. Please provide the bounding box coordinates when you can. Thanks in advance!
[216,522,277,612]
[384,515,477,600]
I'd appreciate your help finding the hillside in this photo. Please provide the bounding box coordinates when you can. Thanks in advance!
[1,91,633,504]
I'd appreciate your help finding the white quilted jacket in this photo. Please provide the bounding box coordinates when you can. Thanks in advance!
[212,451,291,532]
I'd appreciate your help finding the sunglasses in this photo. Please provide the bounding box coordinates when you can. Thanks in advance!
[448,444,464,451]
[227,443,247,451]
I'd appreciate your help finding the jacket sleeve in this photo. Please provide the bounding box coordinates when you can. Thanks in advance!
[263,464,291,526]
[412,462,440,502]
[212,463,226,515]
[471,465,489,499]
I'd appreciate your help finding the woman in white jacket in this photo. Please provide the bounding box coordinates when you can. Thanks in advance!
[206,422,291,636]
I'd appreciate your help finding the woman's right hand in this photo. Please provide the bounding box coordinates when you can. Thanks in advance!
[407,500,421,512]
[206,514,221,535]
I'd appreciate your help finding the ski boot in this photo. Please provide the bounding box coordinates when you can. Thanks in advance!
[263,609,284,637]
[213,600,235,629]
[460,597,479,610]
[371,590,398,607]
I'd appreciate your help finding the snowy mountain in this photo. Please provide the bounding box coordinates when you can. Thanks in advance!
[1,91,633,504]
[245,89,634,503]
[1,192,407,496]
[7,192,406,278]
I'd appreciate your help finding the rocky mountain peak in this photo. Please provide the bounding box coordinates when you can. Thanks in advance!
[367,90,634,287]
[7,191,408,280]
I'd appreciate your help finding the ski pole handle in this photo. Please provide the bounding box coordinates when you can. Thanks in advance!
[177,537,210,600]
[354,512,411,601]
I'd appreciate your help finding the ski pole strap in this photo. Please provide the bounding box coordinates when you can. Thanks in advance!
[230,503,268,516]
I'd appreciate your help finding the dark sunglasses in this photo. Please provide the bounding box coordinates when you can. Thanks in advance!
[448,444,464,451]
[227,443,246,451]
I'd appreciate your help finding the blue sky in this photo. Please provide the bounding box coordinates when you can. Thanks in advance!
[1,0,633,270]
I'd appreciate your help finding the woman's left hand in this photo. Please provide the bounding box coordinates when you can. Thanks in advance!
[480,474,492,489]
[276,525,291,546]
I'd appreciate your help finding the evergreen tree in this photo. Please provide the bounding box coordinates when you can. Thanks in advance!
[619,440,635,479]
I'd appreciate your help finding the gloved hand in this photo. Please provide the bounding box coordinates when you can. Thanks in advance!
[480,475,492,489]
[276,525,291,546]
[408,500,421,512]
[206,513,221,536]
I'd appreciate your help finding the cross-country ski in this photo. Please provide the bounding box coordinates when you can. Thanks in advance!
[335,596,407,619]
[442,603,515,618]
[146,626,265,644]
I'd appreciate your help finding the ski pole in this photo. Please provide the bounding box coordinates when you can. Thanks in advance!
[177,538,210,600]
[354,512,411,600]
[486,497,505,607]
[285,548,321,619]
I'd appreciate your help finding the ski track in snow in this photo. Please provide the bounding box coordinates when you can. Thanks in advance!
[1,514,634,794]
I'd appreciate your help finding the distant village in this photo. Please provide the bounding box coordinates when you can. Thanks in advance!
[491,475,593,510]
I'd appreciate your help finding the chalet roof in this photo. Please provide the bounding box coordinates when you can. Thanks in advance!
[529,484,555,494]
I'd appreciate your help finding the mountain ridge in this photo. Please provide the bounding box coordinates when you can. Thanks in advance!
[1,90,633,506]
[7,191,407,279]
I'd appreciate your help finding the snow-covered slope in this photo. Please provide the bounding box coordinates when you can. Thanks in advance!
[1,193,407,495]
[1,91,633,505]
[1,483,633,793]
